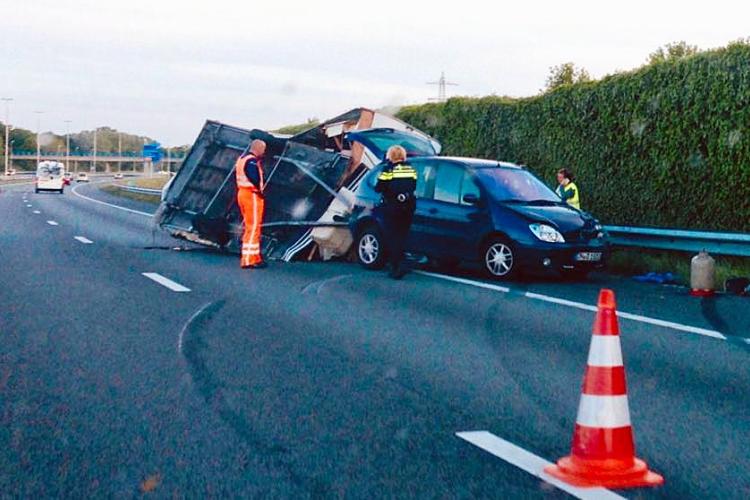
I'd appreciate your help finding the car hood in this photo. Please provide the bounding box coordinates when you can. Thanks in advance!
[501,203,594,232]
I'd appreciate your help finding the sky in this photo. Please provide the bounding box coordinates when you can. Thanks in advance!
[2,0,749,146]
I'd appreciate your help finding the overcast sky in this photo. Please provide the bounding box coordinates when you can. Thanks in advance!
[2,0,748,146]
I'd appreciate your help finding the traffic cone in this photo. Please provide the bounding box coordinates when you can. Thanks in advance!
[544,289,664,489]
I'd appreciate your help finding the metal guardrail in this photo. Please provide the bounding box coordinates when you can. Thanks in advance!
[117,185,162,195]
[604,225,750,257]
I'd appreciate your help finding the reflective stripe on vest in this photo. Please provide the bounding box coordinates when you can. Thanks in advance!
[235,153,264,191]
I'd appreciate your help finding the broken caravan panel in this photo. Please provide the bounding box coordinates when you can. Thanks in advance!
[156,109,441,261]
[156,120,289,248]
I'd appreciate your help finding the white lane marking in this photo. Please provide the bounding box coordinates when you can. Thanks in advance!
[74,236,94,244]
[142,272,191,292]
[416,271,727,341]
[576,395,631,428]
[587,336,624,367]
[416,271,511,293]
[71,182,154,218]
[456,431,623,500]
[33,210,41,214]
[46,220,59,226]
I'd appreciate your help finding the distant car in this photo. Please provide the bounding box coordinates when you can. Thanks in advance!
[113,173,124,179]
[35,161,65,194]
[346,129,609,280]
[77,172,90,183]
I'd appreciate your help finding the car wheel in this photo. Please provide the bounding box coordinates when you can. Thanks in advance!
[482,237,517,279]
[34,188,39,194]
[356,225,386,270]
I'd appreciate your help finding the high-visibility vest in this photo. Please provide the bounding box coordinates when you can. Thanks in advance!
[235,153,264,191]
[563,182,580,209]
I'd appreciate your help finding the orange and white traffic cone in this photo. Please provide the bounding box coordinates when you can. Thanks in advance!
[544,289,664,489]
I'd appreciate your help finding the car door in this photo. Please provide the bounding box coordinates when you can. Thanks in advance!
[405,159,437,252]
[418,162,488,259]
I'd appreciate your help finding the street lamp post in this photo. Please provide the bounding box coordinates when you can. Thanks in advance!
[64,120,72,173]
[1,97,12,175]
[34,111,44,166]
[92,127,97,173]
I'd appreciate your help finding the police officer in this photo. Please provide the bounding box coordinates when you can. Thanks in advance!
[374,145,418,279]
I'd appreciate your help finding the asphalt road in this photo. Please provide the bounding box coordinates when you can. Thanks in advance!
[1,180,748,498]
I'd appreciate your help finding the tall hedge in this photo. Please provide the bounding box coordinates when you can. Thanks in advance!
[397,42,750,232]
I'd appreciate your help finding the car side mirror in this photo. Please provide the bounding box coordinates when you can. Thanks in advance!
[463,193,481,205]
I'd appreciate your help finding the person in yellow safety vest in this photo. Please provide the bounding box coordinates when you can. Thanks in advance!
[556,168,581,210]
[236,139,267,269]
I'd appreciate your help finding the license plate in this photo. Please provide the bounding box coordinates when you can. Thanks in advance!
[575,252,602,262]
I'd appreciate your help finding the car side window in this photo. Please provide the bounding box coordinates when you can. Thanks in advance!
[433,163,464,204]
[413,162,436,199]
[461,170,482,205]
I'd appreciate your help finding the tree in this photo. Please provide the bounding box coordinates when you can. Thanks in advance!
[544,62,592,91]
[647,41,699,64]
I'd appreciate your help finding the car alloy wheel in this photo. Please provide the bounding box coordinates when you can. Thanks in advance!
[359,233,379,265]
[356,226,386,270]
[485,241,514,277]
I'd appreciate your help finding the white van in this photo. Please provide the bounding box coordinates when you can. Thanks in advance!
[36,161,66,194]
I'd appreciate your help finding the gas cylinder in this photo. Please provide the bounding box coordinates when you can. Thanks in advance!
[690,250,715,297]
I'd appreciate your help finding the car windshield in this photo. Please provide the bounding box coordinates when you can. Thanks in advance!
[476,167,560,203]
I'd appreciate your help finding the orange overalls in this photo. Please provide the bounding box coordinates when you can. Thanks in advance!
[235,153,265,268]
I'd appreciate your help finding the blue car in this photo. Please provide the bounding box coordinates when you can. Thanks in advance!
[346,128,609,279]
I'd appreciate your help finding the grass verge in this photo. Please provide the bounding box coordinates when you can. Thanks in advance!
[608,248,750,288]
[101,184,161,204]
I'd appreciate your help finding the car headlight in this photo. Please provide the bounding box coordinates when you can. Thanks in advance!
[529,223,565,243]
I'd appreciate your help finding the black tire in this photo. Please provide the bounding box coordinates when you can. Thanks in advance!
[356,224,387,270]
[481,236,518,280]
[34,188,39,194]
[59,188,64,194]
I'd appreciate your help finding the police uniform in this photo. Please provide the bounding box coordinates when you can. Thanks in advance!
[374,161,418,278]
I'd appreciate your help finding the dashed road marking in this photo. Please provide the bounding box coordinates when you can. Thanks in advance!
[74,236,94,244]
[33,210,40,214]
[46,220,59,226]
[416,271,727,341]
[456,431,623,500]
[142,272,190,292]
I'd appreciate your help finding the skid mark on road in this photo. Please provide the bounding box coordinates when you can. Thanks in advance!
[179,299,332,496]
[177,300,225,354]
[300,274,353,295]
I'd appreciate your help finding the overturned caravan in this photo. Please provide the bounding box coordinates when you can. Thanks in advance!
[155,108,440,261]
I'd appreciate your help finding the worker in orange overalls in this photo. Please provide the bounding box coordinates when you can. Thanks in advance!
[235,139,267,269]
